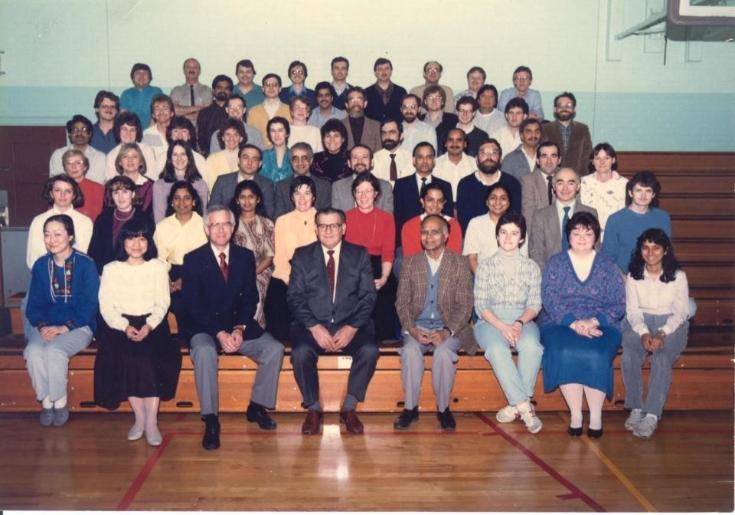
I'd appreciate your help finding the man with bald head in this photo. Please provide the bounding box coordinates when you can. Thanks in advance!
[528,167,598,272]
[170,58,212,124]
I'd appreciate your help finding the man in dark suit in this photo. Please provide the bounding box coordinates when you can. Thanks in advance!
[364,58,407,123]
[182,206,285,450]
[210,144,275,219]
[392,142,454,238]
[529,167,598,272]
[541,92,593,176]
[340,87,381,153]
[287,207,378,435]
[274,142,331,218]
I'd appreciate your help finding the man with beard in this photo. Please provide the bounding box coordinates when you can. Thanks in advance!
[170,58,212,124]
[436,96,489,157]
[501,118,542,181]
[521,141,562,228]
[340,87,381,153]
[208,95,265,152]
[373,119,413,185]
[90,90,119,154]
[49,114,106,184]
[399,94,437,154]
[456,139,521,232]
[196,75,235,155]
[433,128,476,202]
[331,144,393,213]
[308,82,346,129]
[541,92,592,176]
[274,142,332,218]
[393,142,454,237]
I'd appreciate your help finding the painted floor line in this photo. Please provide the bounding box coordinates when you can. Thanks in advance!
[117,432,173,510]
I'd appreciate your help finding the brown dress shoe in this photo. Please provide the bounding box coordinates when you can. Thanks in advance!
[339,409,364,434]
[301,410,323,435]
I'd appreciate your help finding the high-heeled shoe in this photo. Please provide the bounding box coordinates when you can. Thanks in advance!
[587,427,604,439]
[567,426,583,436]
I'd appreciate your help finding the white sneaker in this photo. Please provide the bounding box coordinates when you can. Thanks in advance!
[496,405,519,423]
[625,409,645,431]
[519,408,543,434]
[633,415,658,439]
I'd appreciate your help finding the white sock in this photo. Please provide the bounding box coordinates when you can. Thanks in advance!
[42,397,53,409]
[584,386,606,430]
[53,395,67,409]
[516,400,532,414]
[560,384,584,427]
[645,413,658,422]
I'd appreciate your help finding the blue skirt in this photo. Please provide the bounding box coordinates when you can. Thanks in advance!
[540,325,622,399]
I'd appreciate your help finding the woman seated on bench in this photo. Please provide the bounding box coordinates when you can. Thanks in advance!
[94,219,181,446]
[24,214,99,427]
[621,229,689,439]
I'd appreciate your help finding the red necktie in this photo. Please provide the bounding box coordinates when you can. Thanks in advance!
[326,250,335,299]
[389,153,398,182]
[219,252,229,282]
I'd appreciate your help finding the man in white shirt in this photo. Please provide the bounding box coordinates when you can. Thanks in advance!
[142,94,175,165]
[399,94,437,154]
[372,119,413,185]
[493,97,529,158]
[433,128,476,202]
[521,141,561,228]
[49,115,106,184]
[170,58,212,124]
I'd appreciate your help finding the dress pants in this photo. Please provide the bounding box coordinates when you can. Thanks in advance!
[399,333,462,412]
[290,322,379,409]
[190,331,284,415]
[24,326,93,402]
[621,315,688,418]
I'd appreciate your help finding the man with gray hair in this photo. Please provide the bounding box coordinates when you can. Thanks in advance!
[274,142,332,218]
[182,205,285,450]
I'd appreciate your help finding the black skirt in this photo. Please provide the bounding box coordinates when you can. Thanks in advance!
[265,278,291,341]
[370,254,400,342]
[94,314,182,410]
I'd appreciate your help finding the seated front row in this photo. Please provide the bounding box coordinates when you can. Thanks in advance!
[22,209,689,443]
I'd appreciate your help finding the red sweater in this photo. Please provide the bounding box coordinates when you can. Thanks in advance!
[78,178,104,222]
[401,214,463,257]
[345,207,395,263]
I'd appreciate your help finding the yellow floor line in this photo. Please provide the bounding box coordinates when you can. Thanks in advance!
[557,412,658,512]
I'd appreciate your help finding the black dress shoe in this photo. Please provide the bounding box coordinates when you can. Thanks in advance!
[246,401,277,430]
[202,414,220,450]
[567,426,583,437]
[587,427,604,439]
[339,409,364,434]
[302,410,323,435]
[393,407,419,430]
[437,408,456,431]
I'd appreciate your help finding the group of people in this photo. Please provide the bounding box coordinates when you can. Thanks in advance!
[24,55,690,449]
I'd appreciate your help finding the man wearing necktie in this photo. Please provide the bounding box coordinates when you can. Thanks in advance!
[528,167,598,273]
[287,207,378,435]
[182,206,285,450]
[371,119,413,186]
[170,58,212,124]
[521,141,562,229]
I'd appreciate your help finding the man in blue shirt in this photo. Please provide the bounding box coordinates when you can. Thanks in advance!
[90,90,119,154]
[120,63,163,129]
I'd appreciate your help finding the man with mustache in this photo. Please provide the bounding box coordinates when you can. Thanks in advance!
[541,92,592,176]
[501,118,542,181]
[170,58,212,124]
[372,119,413,185]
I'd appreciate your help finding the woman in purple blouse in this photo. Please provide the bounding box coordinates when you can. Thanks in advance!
[539,211,625,439]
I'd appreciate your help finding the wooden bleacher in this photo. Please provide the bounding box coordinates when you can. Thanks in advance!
[0,151,732,413]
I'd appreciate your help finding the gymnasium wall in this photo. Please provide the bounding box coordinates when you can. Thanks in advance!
[0,0,733,151]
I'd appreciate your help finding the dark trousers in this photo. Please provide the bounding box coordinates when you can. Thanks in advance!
[289,322,379,409]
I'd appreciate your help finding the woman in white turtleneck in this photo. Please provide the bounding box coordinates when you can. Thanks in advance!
[473,212,544,434]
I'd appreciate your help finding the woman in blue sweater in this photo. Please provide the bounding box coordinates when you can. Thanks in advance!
[24,214,100,427]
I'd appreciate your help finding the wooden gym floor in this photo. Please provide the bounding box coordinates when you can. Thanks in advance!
[0,410,732,512]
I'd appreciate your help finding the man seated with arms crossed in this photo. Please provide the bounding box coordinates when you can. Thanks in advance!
[182,206,285,450]
[394,215,473,431]
[287,208,379,435]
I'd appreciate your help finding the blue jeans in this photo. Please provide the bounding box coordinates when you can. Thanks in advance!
[474,307,543,406]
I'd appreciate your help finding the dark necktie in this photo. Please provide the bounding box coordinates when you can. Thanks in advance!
[190,85,195,106]
[561,206,571,250]
[547,175,554,205]
[420,176,427,194]
[326,250,335,299]
[219,252,229,282]
[389,153,398,182]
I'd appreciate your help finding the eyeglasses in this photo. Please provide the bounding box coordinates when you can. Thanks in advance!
[208,222,233,230]
[317,223,342,232]
[70,127,90,134]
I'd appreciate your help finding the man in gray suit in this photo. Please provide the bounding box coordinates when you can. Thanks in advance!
[529,167,598,272]
[209,144,275,219]
[274,142,331,218]
[501,118,541,181]
[331,144,394,213]
[521,141,561,228]
[341,87,381,153]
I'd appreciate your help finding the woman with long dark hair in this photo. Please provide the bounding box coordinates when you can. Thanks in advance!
[152,139,209,222]
[621,229,689,439]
